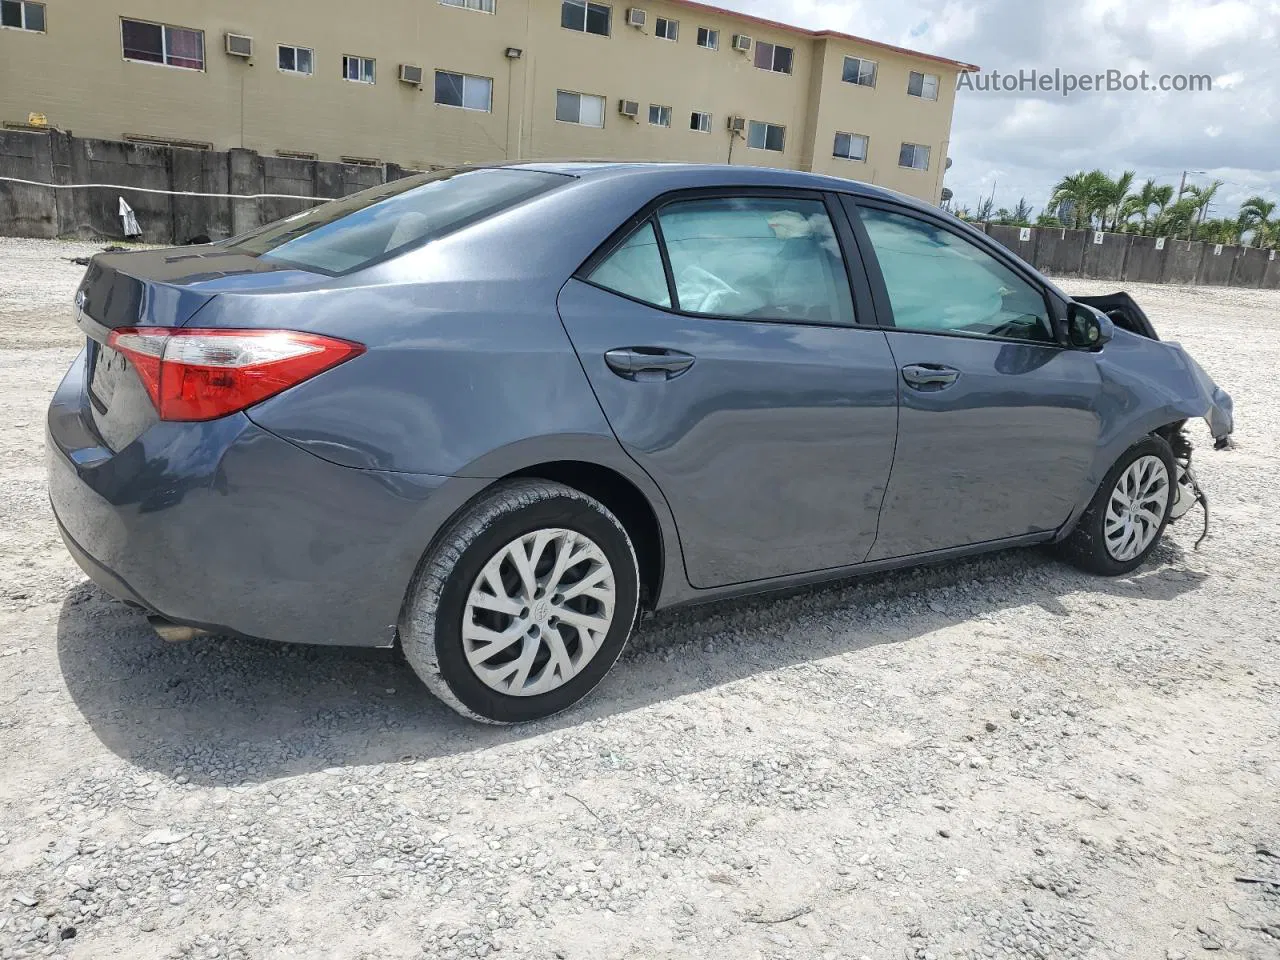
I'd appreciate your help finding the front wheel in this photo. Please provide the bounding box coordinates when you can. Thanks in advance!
[1054,435,1176,576]
[400,480,640,724]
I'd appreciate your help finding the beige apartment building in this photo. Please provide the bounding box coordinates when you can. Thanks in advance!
[0,0,976,202]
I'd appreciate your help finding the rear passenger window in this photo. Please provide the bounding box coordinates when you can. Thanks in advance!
[587,220,671,308]
[657,197,854,324]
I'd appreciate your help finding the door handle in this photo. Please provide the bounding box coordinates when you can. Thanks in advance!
[901,363,960,390]
[604,347,696,381]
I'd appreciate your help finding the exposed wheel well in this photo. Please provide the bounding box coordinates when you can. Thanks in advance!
[506,461,665,611]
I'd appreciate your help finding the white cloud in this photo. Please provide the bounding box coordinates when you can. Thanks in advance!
[715,0,1280,218]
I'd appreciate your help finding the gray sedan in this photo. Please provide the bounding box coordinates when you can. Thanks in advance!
[47,163,1232,723]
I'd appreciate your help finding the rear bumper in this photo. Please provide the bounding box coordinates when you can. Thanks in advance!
[47,352,491,646]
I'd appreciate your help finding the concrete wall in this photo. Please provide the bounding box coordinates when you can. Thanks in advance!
[1123,236,1164,283]
[1080,231,1127,281]
[1262,253,1280,290]
[0,0,968,204]
[1162,241,1202,285]
[979,222,1278,289]
[1031,228,1087,278]
[0,129,405,244]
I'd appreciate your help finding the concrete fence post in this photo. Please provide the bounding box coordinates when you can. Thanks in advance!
[228,148,264,236]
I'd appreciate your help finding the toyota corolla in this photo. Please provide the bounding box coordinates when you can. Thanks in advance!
[47,163,1233,723]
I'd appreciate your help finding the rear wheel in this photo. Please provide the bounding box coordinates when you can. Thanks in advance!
[1055,435,1175,576]
[400,480,639,724]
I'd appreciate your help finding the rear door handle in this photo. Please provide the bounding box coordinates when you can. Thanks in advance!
[901,363,960,390]
[604,347,696,381]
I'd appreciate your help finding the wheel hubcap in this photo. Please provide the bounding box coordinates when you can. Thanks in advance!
[1104,455,1170,562]
[463,528,616,697]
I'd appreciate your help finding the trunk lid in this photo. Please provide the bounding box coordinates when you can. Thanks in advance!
[75,247,327,450]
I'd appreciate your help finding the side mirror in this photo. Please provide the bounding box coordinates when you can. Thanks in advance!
[1066,303,1114,349]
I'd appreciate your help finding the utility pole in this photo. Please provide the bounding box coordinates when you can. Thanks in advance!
[1178,170,1187,198]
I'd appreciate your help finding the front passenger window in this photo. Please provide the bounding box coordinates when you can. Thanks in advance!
[859,207,1054,343]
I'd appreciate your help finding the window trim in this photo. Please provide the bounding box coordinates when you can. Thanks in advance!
[832,131,869,162]
[695,25,718,49]
[342,54,376,83]
[574,186,869,329]
[277,43,314,76]
[1,0,45,32]
[561,0,612,36]
[119,17,205,71]
[841,194,1066,345]
[907,70,940,100]
[648,104,672,127]
[898,142,931,171]
[555,89,606,127]
[434,69,494,112]
[841,55,877,88]
[690,110,712,133]
[439,0,496,12]
[753,40,794,75]
[746,120,786,152]
[654,16,678,40]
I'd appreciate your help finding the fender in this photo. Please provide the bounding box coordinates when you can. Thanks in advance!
[1057,327,1234,538]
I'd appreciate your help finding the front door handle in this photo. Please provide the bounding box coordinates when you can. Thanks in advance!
[604,347,696,381]
[901,363,960,390]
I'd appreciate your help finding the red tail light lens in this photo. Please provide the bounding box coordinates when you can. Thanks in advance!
[106,328,364,421]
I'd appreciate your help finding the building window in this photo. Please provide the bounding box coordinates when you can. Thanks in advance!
[648,104,671,127]
[833,132,869,161]
[907,71,939,100]
[440,0,495,11]
[654,16,677,40]
[841,56,877,87]
[556,89,605,127]
[690,111,712,133]
[121,18,204,69]
[435,70,493,111]
[343,55,376,83]
[747,120,785,152]
[278,44,313,75]
[1,0,44,31]
[899,142,931,170]
[696,26,718,49]
[753,41,793,74]
[561,0,610,36]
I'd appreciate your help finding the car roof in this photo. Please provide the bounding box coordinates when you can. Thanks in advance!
[500,160,933,213]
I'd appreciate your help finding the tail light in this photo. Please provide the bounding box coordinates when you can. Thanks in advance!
[106,328,364,421]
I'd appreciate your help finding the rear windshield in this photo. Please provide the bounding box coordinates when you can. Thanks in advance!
[228,168,568,274]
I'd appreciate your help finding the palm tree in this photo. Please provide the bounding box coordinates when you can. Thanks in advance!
[1012,197,1034,224]
[1049,172,1099,229]
[975,196,995,222]
[1240,196,1277,247]
[1095,170,1136,231]
[1184,180,1223,239]
[1153,196,1200,239]
[1127,178,1169,235]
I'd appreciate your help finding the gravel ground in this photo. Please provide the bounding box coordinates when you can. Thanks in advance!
[0,236,1277,960]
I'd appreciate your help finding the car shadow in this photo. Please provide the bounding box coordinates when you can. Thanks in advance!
[56,540,1207,787]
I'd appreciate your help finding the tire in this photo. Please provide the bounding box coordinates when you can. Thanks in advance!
[1054,434,1176,576]
[399,479,640,724]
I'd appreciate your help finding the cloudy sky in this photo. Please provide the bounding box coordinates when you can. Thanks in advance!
[720,0,1279,220]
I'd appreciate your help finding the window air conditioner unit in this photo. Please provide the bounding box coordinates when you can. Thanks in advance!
[727,115,746,134]
[225,33,253,58]
[399,64,424,85]
[627,7,647,27]
[619,99,640,118]
[732,34,752,52]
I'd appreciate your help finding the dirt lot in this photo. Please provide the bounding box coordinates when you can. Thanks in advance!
[0,236,1277,960]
